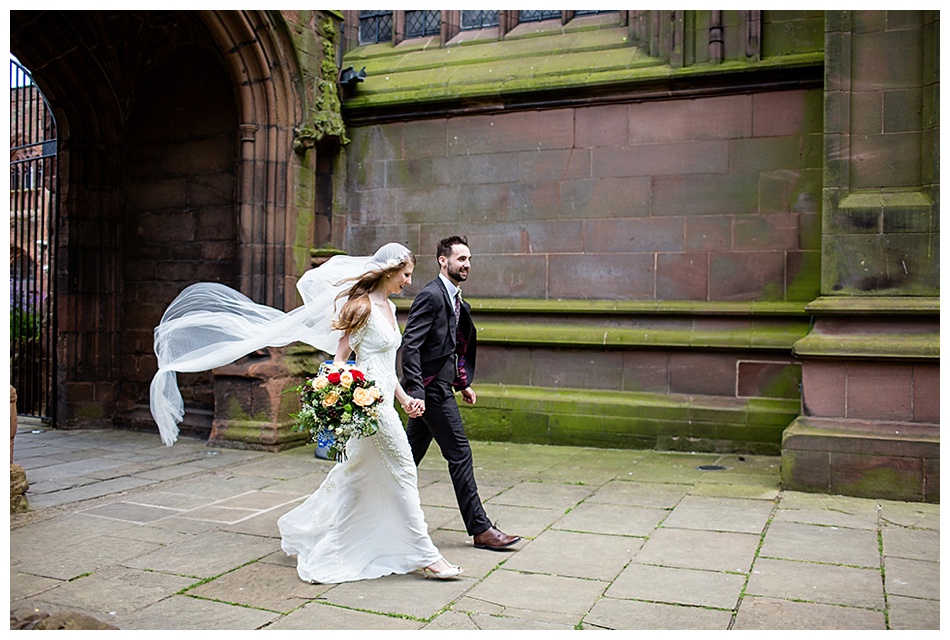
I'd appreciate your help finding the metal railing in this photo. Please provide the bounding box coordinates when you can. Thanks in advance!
[10,55,57,423]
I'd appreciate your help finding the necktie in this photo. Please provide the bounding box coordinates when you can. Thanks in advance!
[453,290,468,387]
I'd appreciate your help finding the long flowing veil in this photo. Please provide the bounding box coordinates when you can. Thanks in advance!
[149,243,412,446]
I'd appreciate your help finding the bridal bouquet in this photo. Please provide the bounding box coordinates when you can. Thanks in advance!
[290,361,383,462]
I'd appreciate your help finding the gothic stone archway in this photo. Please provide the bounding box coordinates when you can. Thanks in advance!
[10,10,308,437]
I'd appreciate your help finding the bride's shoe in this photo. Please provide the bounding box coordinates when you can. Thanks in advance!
[422,561,463,579]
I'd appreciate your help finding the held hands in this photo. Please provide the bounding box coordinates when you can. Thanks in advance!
[402,397,425,418]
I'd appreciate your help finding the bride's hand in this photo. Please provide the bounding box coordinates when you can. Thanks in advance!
[403,398,425,418]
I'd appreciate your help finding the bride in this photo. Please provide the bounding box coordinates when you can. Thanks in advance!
[150,243,462,583]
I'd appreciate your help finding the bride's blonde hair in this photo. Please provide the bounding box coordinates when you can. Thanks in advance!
[331,251,415,333]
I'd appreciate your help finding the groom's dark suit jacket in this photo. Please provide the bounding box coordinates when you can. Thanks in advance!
[401,277,477,399]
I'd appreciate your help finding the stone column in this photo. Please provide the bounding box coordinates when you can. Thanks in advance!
[783,10,939,502]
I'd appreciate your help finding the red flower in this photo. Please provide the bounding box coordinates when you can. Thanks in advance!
[327,371,341,385]
[351,369,365,382]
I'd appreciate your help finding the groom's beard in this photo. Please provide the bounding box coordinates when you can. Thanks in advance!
[447,266,468,284]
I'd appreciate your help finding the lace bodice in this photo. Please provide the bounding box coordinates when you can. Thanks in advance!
[348,302,402,402]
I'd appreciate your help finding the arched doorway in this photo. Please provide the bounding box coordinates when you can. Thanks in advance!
[10,56,58,423]
[10,10,310,439]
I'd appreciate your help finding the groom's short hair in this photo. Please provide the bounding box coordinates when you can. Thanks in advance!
[437,235,469,260]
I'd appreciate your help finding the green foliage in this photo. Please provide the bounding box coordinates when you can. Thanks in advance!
[11,304,39,344]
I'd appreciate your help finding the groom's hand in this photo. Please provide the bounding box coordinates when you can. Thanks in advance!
[404,398,425,418]
[460,387,476,405]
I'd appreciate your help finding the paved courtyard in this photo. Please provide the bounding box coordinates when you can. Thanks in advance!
[9,423,940,630]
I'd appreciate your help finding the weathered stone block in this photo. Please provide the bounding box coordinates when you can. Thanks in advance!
[593,141,729,179]
[548,253,654,300]
[785,250,822,301]
[11,463,29,513]
[708,251,786,301]
[846,362,913,421]
[781,416,938,502]
[656,252,708,301]
[850,131,922,189]
[575,103,629,147]
[669,353,737,396]
[801,362,847,417]
[734,214,800,251]
[447,110,574,155]
[621,352,671,393]
[519,148,591,182]
[685,216,733,251]
[737,361,801,399]
[629,94,751,143]
[586,217,683,253]
[209,349,309,451]
[911,363,939,423]
[402,118,448,158]
[653,173,759,216]
[559,177,652,219]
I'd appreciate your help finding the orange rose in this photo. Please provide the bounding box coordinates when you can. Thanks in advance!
[321,390,341,408]
[352,387,375,407]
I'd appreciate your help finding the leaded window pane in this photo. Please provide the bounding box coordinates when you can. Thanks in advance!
[519,10,561,23]
[574,10,617,17]
[359,10,393,45]
[405,10,441,38]
[461,10,499,30]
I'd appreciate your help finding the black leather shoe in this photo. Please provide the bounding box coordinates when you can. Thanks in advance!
[473,526,521,550]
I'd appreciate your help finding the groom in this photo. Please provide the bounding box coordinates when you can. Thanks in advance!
[401,236,521,551]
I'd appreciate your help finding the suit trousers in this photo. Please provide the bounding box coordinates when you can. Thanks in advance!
[406,370,492,537]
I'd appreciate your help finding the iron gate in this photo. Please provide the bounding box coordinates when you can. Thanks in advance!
[10,56,57,423]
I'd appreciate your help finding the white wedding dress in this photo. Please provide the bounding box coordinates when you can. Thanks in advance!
[277,301,443,583]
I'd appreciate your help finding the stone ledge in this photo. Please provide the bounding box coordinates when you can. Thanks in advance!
[805,295,939,316]
[792,331,939,360]
[473,320,808,351]
[395,297,809,316]
[781,416,939,503]
[457,384,800,455]
[782,416,938,458]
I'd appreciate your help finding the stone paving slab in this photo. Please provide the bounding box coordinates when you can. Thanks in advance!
[320,571,473,620]
[463,569,605,622]
[553,500,668,537]
[634,527,761,573]
[607,562,746,609]
[187,560,330,613]
[12,533,163,582]
[486,480,594,510]
[584,597,734,630]
[586,478,690,508]
[503,529,642,581]
[8,427,940,630]
[881,523,940,561]
[772,490,881,529]
[886,594,941,631]
[114,593,280,630]
[16,565,194,619]
[661,494,774,533]
[883,557,940,600]
[267,601,424,630]
[732,595,886,630]
[745,557,886,609]
[758,520,881,567]
[120,529,277,579]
